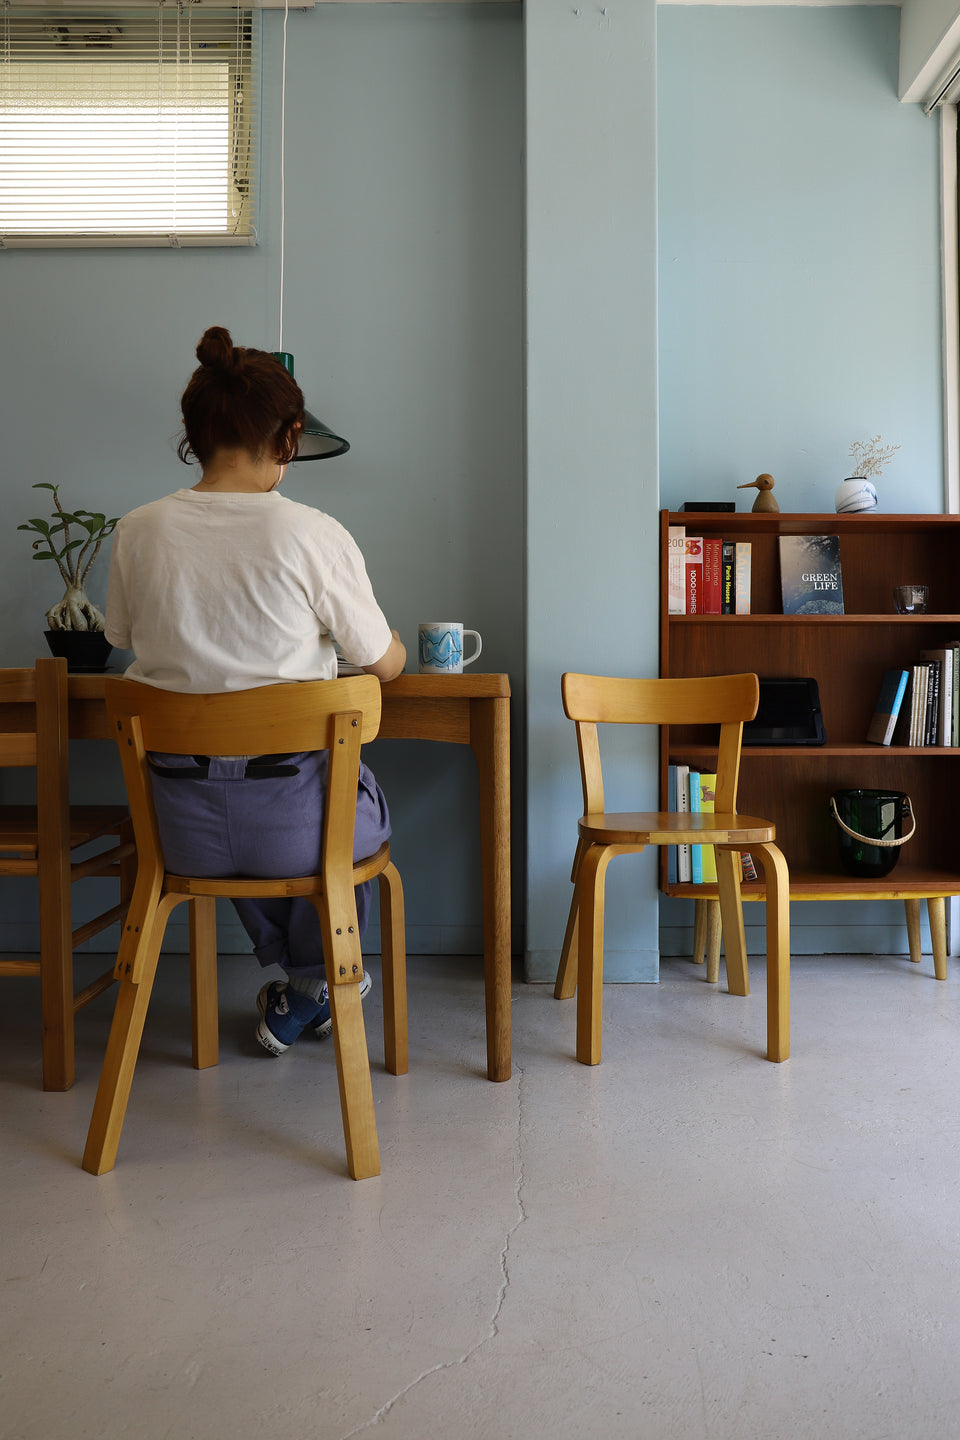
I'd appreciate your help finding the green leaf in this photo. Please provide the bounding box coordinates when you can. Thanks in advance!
[62,538,84,553]
[32,552,58,561]
[26,518,52,535]
[32,482,56,492]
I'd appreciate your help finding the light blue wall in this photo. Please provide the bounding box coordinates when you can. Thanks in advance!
[658,5,944,956]
[524,0,662,983]
[659,5,942,515]
[0,4,524,956]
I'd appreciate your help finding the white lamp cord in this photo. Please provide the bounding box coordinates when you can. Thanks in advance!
[278,0,289,353]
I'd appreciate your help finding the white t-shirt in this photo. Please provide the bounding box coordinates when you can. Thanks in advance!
[105,488,393,693]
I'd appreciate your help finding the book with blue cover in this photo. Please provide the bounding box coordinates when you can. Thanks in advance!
[779,535,844,615]
[866,669,910,746]
[689,770,703,883]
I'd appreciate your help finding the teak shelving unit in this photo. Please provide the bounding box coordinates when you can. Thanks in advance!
[659,510,960,975]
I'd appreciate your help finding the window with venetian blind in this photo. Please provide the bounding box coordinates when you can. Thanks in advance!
[0,4,259,247]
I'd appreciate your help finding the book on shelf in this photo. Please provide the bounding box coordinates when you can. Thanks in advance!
[675,763,691,882]
[721,541,736,615]
[698,771,717,883]
[948,640,960,745]
[734,542,751,615]
[920,649,953,747]
[865,668,910,746]
[778,534,844,615]
[921,659,939,745]
[688,769,703,883]
[684,537,704,614]
[667,525,686,615]
[910,664,928,747]
[739,851,758,882]
[702,537,723,614]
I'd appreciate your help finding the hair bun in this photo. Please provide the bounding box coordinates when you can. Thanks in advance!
[195,325,239,372]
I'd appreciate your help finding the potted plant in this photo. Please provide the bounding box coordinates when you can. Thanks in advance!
[19,482,119,671]
[835,435,900,514]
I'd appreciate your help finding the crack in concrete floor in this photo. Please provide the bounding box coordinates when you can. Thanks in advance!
[341,1064,528,1436]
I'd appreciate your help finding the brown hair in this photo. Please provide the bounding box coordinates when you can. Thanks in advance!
[178,326,306,467]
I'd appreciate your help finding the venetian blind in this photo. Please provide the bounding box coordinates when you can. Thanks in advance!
[0,5,259,247]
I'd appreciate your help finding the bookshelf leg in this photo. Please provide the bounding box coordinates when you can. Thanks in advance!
[928,897,947,981]
[705,900,722,984]
[904,898,922,964]
[692,899,707,965]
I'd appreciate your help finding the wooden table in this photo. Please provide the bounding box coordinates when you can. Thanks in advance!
[67,671,513,1082]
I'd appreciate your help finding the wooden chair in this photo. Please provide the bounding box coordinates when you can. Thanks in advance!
[82,673,407,1181]
[0,657,134,1090]
[554,671,790,1064]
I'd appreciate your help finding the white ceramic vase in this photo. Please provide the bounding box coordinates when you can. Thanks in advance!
[834,477,878,514]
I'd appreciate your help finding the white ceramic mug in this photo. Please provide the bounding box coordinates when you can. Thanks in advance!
[418,622,482,675]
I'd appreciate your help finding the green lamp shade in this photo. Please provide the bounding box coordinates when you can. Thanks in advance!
[272,351,350,461]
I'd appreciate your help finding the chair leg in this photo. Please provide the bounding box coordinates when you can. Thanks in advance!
[189,897,219,1070]
[705,900,722,985]
[904,898,922,964]
[82,897,175,1175]
[692,898,708,965]
[555,840,585,999]
[378,863,408,1076]
[38,856,74,1093]
[715,850,749,998]
[575,843,614,1066]
[928,897,947,981]
[327,979,381,1180]
[752,843,790,1063]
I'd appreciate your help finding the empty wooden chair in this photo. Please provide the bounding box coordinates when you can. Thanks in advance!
[554,671,790,1064]
[0,657,134,1090]
[82,674,407,1181]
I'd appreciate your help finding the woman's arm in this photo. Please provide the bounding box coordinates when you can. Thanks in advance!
[362,630,406,683]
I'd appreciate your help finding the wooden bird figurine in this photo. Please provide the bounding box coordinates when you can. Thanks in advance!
[737,473,779,513]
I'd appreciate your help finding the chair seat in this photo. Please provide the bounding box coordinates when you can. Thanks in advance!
[578,811,777,847]
[165,840,394,899]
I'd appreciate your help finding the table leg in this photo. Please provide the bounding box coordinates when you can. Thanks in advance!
[470,697,511,1081]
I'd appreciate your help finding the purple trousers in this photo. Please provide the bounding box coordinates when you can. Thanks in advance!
[148,750,391,979]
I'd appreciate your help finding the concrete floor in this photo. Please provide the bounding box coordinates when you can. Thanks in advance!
[2,946,960,1440]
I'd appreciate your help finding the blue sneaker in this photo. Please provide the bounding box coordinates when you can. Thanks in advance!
[312,971,373,1039]
[255,981,326,1056]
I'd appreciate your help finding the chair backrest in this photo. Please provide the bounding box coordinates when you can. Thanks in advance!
[104,674,384,886]
[0,658,71,857]
[561,671,760,815]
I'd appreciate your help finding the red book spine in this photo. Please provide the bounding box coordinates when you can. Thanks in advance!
[684,537,703,614]
[702,538,723,614]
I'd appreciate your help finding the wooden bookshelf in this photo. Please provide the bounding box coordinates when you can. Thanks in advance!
[659,510,960,916]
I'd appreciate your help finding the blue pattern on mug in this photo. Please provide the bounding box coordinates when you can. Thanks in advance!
[419,625,461,671]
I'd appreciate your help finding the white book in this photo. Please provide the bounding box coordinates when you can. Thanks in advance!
[675,763,691,882]
[667,525,686,615]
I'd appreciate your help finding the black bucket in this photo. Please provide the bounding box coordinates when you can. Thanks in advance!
[829,789,915,879]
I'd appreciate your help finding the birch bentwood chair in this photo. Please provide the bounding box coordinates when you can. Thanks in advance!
[82,674,407,1182]
[0,657,134,1091]
[554,671,790,1064]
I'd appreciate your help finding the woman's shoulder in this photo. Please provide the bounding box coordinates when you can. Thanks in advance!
[272,494,356,550]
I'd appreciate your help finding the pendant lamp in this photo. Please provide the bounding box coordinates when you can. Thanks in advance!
[272,1,348,461]
[272,352,349,460]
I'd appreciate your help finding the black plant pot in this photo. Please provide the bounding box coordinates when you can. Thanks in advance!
[44,629,113,673]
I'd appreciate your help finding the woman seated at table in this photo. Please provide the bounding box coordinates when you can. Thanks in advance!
[105,325,406,1055]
